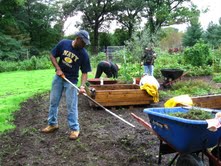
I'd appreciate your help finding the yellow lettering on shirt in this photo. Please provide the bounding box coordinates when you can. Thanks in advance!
[63,50,69,56]
[62,50,79,62]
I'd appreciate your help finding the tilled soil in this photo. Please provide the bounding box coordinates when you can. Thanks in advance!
[0,92,175,166]
[0,76,219,166]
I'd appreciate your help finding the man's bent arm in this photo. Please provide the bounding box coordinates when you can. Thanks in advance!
[50,55,63,76]
[81,73,88,87]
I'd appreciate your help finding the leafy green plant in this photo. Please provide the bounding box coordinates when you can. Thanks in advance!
[168,109,213,120]
[90,52,107,68]
[118,63,142,82]
[213,73,221,83]
[185,65,213,76]
[160,79,221,99]
[0,56,53,73]
[212,48,221,73]
[0,32,27,61]
[0,61,19,72]
[183,41,212,67]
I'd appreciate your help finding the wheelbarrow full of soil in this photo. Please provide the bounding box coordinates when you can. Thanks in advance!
[160,69,185,88]
[131,107,221,166]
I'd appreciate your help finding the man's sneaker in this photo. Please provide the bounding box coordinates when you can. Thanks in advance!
[41,125,59,133]
[69,131,80,140]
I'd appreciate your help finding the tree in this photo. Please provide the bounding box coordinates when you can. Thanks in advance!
[182,18,203,47]
[113,0,145,39]
[111,29,129,46]
[99,32,112,50]
[203,20,221,49]
[0,32,27,61]
[143,0,199,43]
[0,0,29,60]
[159,27,183,50]
[64,0,118,53]
[0,0,65,60]
[0,0,26,35]
[21,0,63,50]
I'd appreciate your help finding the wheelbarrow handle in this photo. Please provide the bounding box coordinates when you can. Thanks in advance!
[131,113,155,134]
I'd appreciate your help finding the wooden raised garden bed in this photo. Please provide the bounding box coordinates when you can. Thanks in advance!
[192,94,221,109]
[87,78,118,85]
[86,84,154,107]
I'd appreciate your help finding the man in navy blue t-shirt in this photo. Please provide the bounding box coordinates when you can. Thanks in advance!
[41,30,91,140]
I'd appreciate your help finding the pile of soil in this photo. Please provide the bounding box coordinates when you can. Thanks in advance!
[0,76,218,166]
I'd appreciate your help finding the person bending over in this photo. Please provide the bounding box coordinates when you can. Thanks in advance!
[95,61,119,78]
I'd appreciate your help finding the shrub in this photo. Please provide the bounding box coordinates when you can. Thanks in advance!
[0,61,19,72]
[160,79,221,99]
[213,73,221,83]
[118,63,142,82]
[0,56,52,72]
[183,41,212,67]
[90,52,107,68]
[0,32,27,61]
[212,48,221,73]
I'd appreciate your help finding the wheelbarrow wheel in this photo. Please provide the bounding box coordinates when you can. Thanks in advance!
[176,154,204,166]
[209,146,221,166]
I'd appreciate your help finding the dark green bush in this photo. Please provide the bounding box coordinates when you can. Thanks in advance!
[213,73,221,83]
[183,41,212,67]
[90,52,107,68]
[212,48,221,73]
[0,61,19,72]
[0,56,52,72]
[0,32,27,61]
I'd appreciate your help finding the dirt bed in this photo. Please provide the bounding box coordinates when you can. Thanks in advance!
[0,76,218,166]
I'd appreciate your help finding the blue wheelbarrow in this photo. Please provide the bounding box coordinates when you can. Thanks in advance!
[131,107,221,166]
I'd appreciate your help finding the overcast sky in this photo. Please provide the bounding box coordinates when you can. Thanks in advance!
[193,0,221,28]
[173,0,221,31]
[64,0,221,35]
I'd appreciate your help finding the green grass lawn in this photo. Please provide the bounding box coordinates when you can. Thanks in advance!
[0,69,94,133]
[2,68,219,133]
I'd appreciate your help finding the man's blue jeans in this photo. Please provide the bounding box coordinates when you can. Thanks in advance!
[48,75,79,131]
[144,65,154,76]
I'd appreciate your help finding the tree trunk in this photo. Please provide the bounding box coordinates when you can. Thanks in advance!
[93,23,99,54]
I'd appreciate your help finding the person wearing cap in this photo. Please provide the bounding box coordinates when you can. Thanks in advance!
[95,61,119,78]
[41,30,91,140]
